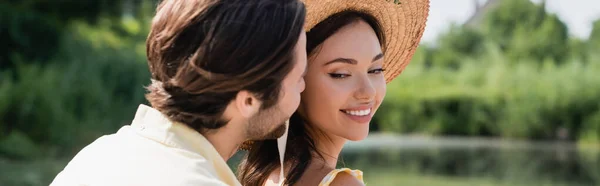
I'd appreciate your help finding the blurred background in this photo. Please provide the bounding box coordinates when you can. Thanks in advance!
[1,0,599,185]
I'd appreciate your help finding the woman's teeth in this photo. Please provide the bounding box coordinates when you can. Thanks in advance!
[343,108,371,116]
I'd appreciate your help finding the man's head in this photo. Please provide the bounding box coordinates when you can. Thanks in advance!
[144,0,307,140]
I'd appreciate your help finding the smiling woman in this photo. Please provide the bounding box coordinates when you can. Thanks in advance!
[237,0,430,185]
[303,18,386,142]
[239,11,388,186]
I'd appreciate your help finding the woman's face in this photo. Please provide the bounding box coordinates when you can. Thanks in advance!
[300,20,386,141]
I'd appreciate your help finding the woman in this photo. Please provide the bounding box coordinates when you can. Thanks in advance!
[238,0,430,185]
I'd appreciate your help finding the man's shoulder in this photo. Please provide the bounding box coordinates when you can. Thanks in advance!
[50,125,233,186]
[51,172,231,186]
[51,140,227,186]
[56,125,212,170]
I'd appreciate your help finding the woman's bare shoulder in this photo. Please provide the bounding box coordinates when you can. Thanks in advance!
[291,163,334,186]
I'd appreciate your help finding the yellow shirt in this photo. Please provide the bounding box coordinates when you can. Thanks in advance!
[319,168,364,186]
[50,104,242,186]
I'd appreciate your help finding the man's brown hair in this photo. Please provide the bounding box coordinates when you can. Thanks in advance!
[144,0,306,132]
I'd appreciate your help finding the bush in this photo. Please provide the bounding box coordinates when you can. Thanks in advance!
[375,42,600,141]
[0,131,40,160]
[0,20,150,158]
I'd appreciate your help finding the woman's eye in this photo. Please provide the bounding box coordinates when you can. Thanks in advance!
[329,73,350,79]
[369,68,385,74]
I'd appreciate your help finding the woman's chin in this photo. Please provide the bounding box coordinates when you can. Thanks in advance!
[344,131,369,141]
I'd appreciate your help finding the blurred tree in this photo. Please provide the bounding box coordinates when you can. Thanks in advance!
[425,0,570,68]
[0,0,157,159]
[479,0,569,64]
[427,25,486,69]
[0,0,158,70]
[568,38,588,63]
[588,19,600,53]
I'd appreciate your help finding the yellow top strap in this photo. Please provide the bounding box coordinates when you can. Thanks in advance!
[318,168,364,186]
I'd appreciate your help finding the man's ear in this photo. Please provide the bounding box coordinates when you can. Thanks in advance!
[234,90,261,118]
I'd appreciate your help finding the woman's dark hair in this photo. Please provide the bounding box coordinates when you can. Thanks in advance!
[237,11,384,186]
[144,0,306,133]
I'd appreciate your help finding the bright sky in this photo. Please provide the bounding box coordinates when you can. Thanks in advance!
[422,0,600,43]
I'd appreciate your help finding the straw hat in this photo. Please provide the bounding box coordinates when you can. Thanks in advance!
[304,0,429,83]
[239,0,430,152]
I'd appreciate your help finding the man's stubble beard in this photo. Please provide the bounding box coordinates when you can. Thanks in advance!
[245,105,289,141]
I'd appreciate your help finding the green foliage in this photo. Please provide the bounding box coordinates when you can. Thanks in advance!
[427,25,486,68]
[588,19,600,52]
[0,19,150,158]
[0,131,40,160]
[478,0,569,64]
[0,0,154,70]
[372,0,600,142]
[4,0,124,23]
[0,2,62,68]
[376,33,600,142]
[422,0,572,69]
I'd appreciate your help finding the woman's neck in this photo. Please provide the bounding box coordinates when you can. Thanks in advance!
[312,131,347,168]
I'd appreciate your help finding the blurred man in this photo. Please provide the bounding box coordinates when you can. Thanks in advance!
[50,0,307,185]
